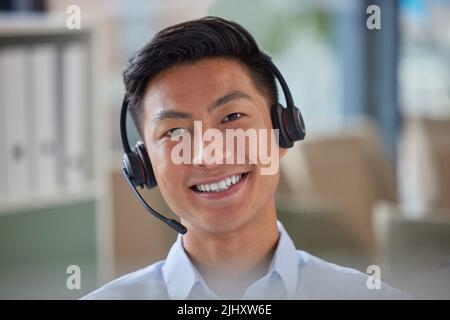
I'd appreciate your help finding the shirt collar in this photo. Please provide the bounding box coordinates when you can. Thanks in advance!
[162,220,299,299]
[162,233,200,300]
[264,220,299,298]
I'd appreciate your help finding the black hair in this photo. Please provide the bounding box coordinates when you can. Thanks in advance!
[123,16,278,137]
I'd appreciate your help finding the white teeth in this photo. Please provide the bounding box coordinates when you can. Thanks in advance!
[194,174,244,193]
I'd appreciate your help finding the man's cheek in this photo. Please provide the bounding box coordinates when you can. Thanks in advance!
[154,164,173,192]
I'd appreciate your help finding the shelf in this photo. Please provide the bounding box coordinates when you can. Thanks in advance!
[0,183,98,215]
[0,13,91,37]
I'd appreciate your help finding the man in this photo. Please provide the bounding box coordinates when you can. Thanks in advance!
[84,16,408,299]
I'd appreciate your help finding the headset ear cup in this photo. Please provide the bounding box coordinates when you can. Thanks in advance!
[122,152,146,188]
[271,103,293,148]
[136,141,158,189]
[284,107,306,142]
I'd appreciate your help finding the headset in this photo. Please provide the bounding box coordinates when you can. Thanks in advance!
[120,53,306,235]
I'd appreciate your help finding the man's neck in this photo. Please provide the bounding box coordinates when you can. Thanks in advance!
[182,199,279,298]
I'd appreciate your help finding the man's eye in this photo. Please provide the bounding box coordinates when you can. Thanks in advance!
[222,112,242,123]
[166,128,187,137]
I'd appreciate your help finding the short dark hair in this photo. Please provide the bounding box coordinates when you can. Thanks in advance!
[123,16,278,137]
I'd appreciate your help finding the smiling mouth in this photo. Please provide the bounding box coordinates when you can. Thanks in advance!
[190,172,249,193]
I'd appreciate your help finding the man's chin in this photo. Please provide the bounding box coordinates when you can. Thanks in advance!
[186,211,256,235]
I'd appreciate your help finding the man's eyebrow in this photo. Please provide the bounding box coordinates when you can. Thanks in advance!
[152,110,192,122]
[151,90,251,122]
[208,90,252,113]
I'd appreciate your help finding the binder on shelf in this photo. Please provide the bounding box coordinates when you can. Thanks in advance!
[61,41,89,192]
[29,44,59,197]
[0,46,31,200]
[0,50,5,201]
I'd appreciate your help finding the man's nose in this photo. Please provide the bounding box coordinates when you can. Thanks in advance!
[191,126,233,168]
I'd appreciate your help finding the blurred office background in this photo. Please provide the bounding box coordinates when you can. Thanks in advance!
[0,0,449,299]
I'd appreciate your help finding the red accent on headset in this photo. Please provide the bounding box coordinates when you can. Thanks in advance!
[137,157,146,185]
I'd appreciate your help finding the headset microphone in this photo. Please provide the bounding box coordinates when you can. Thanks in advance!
[121,167,187,234]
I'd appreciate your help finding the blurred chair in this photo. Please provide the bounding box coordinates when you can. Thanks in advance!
[276,194,372,270]
[398,116,450,214]
[373,201,450,299]
[279,118,396,260]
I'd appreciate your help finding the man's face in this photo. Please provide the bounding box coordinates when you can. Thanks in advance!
[142,58,285,234]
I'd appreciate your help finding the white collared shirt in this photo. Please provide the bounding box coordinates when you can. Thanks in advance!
[83,221,410,299]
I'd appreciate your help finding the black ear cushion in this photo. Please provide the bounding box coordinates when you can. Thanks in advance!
[284,107,306,142]
[136,141,158,189]
[271,103,293,148]
[122,152,146,188]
